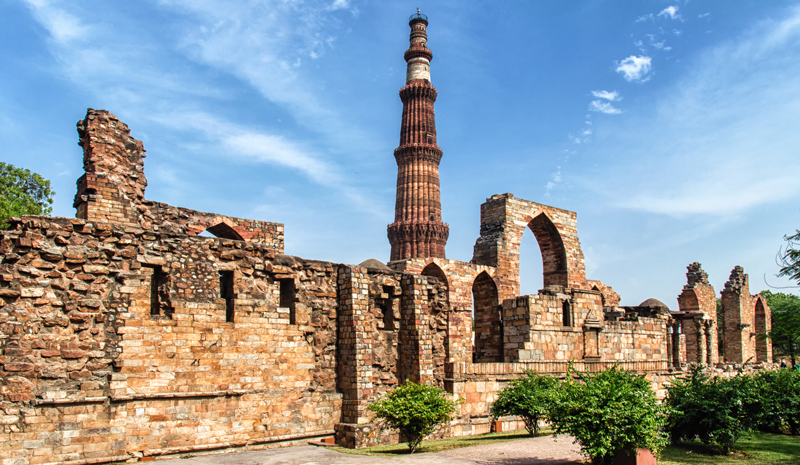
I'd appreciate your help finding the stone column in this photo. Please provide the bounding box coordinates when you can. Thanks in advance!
[334,265,373,448]
[695,318,707,366]
[666,324,674,368]
[671,322,682,369]
[399,274,436,385]
[705,321,714,365]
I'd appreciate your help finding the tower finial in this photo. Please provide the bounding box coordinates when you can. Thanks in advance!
[417,7,420,15]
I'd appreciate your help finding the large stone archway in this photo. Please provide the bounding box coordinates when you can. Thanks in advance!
[472,193,587,302]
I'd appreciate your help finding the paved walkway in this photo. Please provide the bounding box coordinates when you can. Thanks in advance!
[167,435,585,465]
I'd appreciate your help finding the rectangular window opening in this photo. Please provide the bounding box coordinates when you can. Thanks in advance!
[381,285,395,331]
[280,278,296,324]
[145,265,172,318]
[220,271,235,323]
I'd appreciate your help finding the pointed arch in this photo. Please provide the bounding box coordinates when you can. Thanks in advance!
[472,271,502,362]
[755,298,768,362]
[421,263,448,287]
[204,222,244,241]
[526,213,568,288]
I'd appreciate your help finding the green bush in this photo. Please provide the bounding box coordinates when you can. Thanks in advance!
[490,370,557,436]
[367,380,461,453]
[666,366,762,454]
[756,369,800,435]
[549,366,668,465]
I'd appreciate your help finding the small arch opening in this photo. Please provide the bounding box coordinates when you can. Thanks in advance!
[472,272,501,363]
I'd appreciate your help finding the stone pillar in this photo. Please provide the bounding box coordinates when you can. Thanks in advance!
[666,324,674,368]
[671,322,682,369]
[398,274,436,385]
[695,318,707,366]
[677,262,718,364]
[335,265,373,448]
[73,109,147,227]
[705,322,714,365]
[720,266,755,364]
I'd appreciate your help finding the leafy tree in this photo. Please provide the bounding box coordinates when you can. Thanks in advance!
[367,380,461,453]
[762,291,800,367]
[666,366,761,454]
[490,370,557,436]
[549,365,668,465]
[755,369,800,435]
[778,230,800,284]
[0,162,54,228]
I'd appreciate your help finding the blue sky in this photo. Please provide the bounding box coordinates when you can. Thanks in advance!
[2,0,799,306]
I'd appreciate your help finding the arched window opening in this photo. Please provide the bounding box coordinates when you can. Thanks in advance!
[755,299,768,363]
[421,263,449,304]
[525,214,569,289]
[520,227,544,296]
[562,300,572,327]
[472,272,502,363]
[199,222,244,241]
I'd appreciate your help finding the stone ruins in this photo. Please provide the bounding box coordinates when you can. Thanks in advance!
[0,12,771,464]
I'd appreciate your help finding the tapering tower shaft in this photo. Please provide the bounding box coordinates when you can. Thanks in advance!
[388,12,449,261]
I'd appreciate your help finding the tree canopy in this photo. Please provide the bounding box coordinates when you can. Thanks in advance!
[762,290,800,366]
[778,230,800,284]
[0,162,54,228]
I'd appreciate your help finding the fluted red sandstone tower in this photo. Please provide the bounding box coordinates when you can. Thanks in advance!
[388,11,449,261]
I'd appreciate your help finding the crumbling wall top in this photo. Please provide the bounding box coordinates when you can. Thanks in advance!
[683,262,710,289]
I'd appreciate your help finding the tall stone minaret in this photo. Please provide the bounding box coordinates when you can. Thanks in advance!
[388,10,449,261]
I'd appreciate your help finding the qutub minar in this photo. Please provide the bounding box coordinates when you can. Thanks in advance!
[388,10,449,261]
[0,10,772,462]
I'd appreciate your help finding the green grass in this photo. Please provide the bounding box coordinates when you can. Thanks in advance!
[334,430,800,464]
[335,429,546,456]
[660,432,800,465]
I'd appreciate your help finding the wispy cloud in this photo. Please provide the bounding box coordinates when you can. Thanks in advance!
[22,0,88,43]
[591,90,621,101]
[585,5,800,216]
[636,13,654,23]
[589,100,622,114]
[545,167,562,196]
[615,55,652,82]
[658,6,681,20]
[18,0,383,218]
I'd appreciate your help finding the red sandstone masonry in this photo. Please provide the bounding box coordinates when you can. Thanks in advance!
[720,266,772,364]
[388,14,449,260]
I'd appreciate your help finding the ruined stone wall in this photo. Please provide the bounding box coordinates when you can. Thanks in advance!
[389,258,495,366]
[72,109,284,254]
[677,263,718,365]
[720,267,772,364]
[138,201,284,251]
[599,319,669,362]
[472,194,587,303]
[74,110,147,227]
[0,217,341,463]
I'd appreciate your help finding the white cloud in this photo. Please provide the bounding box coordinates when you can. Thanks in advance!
[589,100,622,114]
[615,55,652,82]
[584,5,800,216]
[545,167,562,196]
[22,0,88,43]
[636,13,654,23]
[591,90,621,101]
[699,13,711,19]
[328,0,349,10]
[658,6,680,20]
